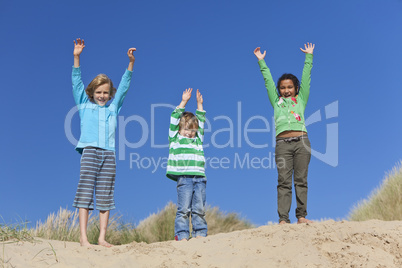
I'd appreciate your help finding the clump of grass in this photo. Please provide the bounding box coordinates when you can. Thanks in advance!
[31,208,140,245]
[349,161,402,221]
[206,206,254,234]
[135,202,177,243]
[136,202,254,243]
[0,222,33,243]
[1,221,35,268]
[32,207,81,242]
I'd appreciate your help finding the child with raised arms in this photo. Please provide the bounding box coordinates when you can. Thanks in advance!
[71,38,136,247]
[167,88,207,241]
[254,43,315,225]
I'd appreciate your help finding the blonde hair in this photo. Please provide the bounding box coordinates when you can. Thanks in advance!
[179,112,199,132]
[85,74,116,103]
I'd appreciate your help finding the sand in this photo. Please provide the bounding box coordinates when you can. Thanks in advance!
[3,220,402,268]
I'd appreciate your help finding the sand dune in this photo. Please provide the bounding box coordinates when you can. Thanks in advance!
[4,220,402,267]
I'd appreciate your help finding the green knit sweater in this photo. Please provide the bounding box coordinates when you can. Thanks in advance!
[258,53,313,136]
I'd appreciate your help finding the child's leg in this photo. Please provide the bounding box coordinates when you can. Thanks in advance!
[98,210,112,247]
[73,148,98,210]
[78,208,92,247]
[73,148,99,247]
[94,150,116,246]
[191,177,207,238]
[175,176,193,241]
[293,138,311,222]
[94,150,116,211]
[275,141,294,224]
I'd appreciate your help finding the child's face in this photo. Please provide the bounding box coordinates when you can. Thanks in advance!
[93,84,111,106]
[279,79,296,98]
[179,128,197,138]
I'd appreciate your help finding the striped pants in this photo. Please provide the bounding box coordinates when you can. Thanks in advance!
[73,147,116,211]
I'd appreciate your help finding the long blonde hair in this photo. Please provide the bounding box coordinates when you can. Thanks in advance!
[85,74,116,103]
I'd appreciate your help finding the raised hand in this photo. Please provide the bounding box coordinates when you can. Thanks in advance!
[73,38,85,67]
[254,47,266,61]
[73,38,85,56]
[178,88,193,108]
[127,48,136,62]
[182,88,193,102]
[196,89,203,111]
[300,42,315,54]
[127,47,136,71]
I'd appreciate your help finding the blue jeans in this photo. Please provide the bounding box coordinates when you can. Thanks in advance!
[175,176,207,240]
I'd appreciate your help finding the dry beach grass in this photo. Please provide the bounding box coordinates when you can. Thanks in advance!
[348,161,402,221]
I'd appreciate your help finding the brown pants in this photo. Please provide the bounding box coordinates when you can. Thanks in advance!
[275,136,311,223]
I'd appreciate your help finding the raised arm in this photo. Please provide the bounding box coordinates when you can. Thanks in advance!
[178,88,192,109]
[72,38,88,105]
[168,90,191,141]
[196,89,203,111]
[127,48,136,71]
[111,47,136,112]
[73,38,85,67]
[299,43,315,103]
[195,89,206,142]
[254,47,278,107]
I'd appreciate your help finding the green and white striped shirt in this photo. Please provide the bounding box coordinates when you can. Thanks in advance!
[166,107,206,181]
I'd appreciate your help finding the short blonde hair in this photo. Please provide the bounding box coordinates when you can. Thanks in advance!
[179,112,199,132]
[85,74,116,103]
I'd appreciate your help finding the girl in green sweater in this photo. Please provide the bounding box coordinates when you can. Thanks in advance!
[254,43,315,225]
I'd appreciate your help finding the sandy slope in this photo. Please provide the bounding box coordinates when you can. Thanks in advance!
[3,220,402,268]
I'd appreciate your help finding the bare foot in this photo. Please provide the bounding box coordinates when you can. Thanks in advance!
[297,217,314,224]
[279,221,288,225]
[179,238,187,241]
[98,240,114,248]
[80,240,93,248]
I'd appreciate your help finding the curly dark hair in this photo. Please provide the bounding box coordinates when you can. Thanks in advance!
[277,73,300,96]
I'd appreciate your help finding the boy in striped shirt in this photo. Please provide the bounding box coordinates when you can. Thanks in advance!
[167,88,207,241]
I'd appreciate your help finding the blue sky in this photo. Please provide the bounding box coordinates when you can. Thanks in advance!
[1,0,402,226]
